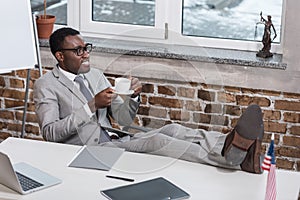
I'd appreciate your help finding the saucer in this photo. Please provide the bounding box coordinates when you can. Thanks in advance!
[115,90,134,95]
[112,87,134,95]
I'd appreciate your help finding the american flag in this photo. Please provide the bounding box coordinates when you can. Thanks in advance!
[262,133,276,200]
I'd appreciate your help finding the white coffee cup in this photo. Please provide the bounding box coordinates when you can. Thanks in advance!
[114,77,131,93]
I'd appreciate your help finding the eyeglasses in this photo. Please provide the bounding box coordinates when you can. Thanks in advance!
[59,43,93,56]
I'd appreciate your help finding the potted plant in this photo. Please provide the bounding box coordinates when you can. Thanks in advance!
[36,0,56,39]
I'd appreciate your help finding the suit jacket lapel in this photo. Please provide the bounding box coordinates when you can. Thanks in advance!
[52,67,87,103]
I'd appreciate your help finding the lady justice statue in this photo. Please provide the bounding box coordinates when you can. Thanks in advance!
[256,12,277,58]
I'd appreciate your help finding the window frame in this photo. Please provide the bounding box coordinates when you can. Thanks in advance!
[78,0,166,40]
[66,0,284,53]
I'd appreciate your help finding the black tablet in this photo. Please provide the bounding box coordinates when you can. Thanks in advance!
[101,177,190,200]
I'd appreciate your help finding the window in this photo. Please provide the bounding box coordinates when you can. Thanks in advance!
[31,0,67,25]
[32,0,284,53]
[80,0,165,39]
[92,0,155,26]
[181,0,283,52]
[182,0,282,43]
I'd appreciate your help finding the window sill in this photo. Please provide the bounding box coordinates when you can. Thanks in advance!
[39,37,287,70]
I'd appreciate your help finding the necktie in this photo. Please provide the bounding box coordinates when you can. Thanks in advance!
[74,76,93,102]
[74,75,111,143]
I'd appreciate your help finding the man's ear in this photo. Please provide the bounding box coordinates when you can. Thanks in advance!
[55,51,64,62]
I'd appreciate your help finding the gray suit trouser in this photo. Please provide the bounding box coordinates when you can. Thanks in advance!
[101,124,241,170]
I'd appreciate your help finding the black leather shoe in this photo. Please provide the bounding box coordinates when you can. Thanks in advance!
[222,104,264,174]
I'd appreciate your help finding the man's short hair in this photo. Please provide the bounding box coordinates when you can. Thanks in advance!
[49,27,80,56]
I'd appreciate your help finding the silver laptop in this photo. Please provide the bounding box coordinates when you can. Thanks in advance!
[0,152,62,194]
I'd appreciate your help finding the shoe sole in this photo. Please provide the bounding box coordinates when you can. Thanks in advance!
[224,129,256,165]
[223,104,264,170]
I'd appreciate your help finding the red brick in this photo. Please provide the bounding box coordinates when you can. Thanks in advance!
[16,69,28,78]
[16,112,38,123]
[9,78,24,88]
[204,104,222,114]
[260,90,281,97]
[193,113,229,126]
[180,122,201,130]
[26,103,36,112]
[30,69,42,80]
[263,110,281,120]
[6,100,34,111]
[185,100,201,111]
[217,92,235,103]
[148,97,183,108]
[236,95,271,107]
[201,84,222,90]
[0,132,12,140]
[142,84,154,93]
[241,88,261,94]
[0,122,8,129]
[169,110,190,121]
[264,121,287,133]
[140,94,148,104]
[283,135,300,147]
[297,160,300,172]
[198,90,215,101]
[158,86,176,96]
[263,133,280,144]
[224,86,240,93]
[141,117,171,129]
[137,105,150,115]
[278,146,300,158]
[0,76,5,87]
[28,79,35,89]
[0,89,25,99]
[283,112,300,123]
[2,71,16,76]
[7,123,22,132]
[4,99,24,109]
[276,158,295,170]
[0,111,14,120]
[275,100,300,111]
[283,92,300,99]
[193,113,210,124]
[241,88,281,97]
[178,87,195,98]
[230,117,239,128]
[148,107,168,118]
[223,105,241,116]
[25,124,40,135]
[290,126,300,136]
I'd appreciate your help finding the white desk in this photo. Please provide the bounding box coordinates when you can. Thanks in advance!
[0,137,299,200]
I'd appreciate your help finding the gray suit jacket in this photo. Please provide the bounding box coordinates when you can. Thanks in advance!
[33,67,140,145]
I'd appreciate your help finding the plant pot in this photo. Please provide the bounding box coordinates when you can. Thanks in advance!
[36,15,56,39]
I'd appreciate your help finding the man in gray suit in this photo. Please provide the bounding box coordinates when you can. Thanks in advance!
[34,28,264,174]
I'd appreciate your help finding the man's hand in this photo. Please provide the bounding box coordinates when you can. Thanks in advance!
[88,87,117,112]
[130,77,142,98]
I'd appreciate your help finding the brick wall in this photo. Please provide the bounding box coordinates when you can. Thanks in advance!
[0,68,299,172]
[0,69,41,140]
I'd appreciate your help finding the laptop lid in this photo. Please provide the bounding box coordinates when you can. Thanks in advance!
[0,152,61,194]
